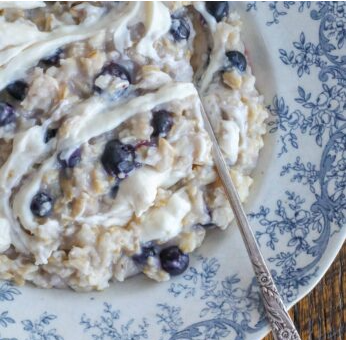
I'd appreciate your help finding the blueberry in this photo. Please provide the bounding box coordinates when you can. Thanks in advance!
[111,180,121,198]
[160,246,189,276]
[6,80,28,101]
[206,1,229,22]
[225,51,247,73]
[44,128,58,143]
[170,16,190,41]
[94,62,131,93]
[151,110,173,138]
[30,192,53,218]
[133,243,159,265]
[101,139,135,177]
[0,102,15,127]
[58,148,81,168]
[41,48,63,66]
[199,223,216,229]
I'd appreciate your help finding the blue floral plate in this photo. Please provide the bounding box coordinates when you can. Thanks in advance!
[1,2,345,340]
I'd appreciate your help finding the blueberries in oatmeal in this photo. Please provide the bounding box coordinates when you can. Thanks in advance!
[58,148,82,168]
[40,48,63,66]
[170,16,190,41]
[0,102,15,126]
[111,179,122,198]
[44,128,58,143]
[94,62,131,96]
[0,1,268,291]
[101,139,136,177]
[206,1,229,22]
[151,110,173,138]
[199,223,216,229]
[225,51,247,73]
[133,243,159,265]
[30,192,53,218]
[6,80,28,101]
[160,246,189,276]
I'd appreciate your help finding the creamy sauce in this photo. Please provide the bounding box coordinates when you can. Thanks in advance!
[0,1,173,89]
[136,2,171,59]
[112,2,142,52]
[193,2,217,32]
[0,126,49,254]
[59,82,197,150]
[0,1,45,9]
[199,23,237,93]
[0,218,11,252]
[219,120,240,164]
[0,18,46,54]
[76,167,172,227]
[140,189,191,243]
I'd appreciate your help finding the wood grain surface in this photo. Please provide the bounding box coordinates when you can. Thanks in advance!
[263,242,345,340]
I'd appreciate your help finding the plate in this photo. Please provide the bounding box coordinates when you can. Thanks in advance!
[1,2,345,340]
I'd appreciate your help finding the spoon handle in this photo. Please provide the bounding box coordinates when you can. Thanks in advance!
[198,99,301,340]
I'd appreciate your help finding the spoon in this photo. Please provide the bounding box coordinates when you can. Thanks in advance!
[197,94,301,340]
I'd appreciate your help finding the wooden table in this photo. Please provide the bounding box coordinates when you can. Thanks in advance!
[263,242,345,340]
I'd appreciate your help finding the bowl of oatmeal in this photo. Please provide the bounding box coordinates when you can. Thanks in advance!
[0,1,268,292]
[1,2,344,340]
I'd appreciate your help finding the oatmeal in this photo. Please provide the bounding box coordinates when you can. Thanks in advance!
[0,1,268,291]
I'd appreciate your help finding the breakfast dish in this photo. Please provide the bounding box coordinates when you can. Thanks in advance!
[0,1,267,291]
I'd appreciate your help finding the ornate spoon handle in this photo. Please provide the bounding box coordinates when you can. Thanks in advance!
[198,99,301,340]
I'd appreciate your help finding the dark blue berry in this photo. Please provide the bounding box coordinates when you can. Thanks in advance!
[160,246,189,276]
[44,128,58,143]
[225,51,247,73]
[41,48,63,66]
[111,180,121,198]
[0,102,15,126]
[206,2,229,22]
[101,139,135,177]
[6,80,28,101]
[170,16,190,41]
[94,62,131,93]
[58,148,81,168]
[30,192,53,217]
[199,223,216,229]
[151,110,173,138]
[133,243,159,265]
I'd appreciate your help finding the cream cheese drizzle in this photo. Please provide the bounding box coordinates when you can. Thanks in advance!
[58,82,197,151]
[0,1,45,9]
[0,22,103,89]
[193,2,217,32]
[199,22,236,93]
[0,126,49,254]
[136,2,171,59]
[113,1,142,52]
[0,126,49,191]
[140,189,191,243]
[0,18,46,54]
[0,218,11,252]
[0,1,173,90]
[75,166,183,228]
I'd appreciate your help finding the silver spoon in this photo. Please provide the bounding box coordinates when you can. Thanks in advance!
[197,95,301,340]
